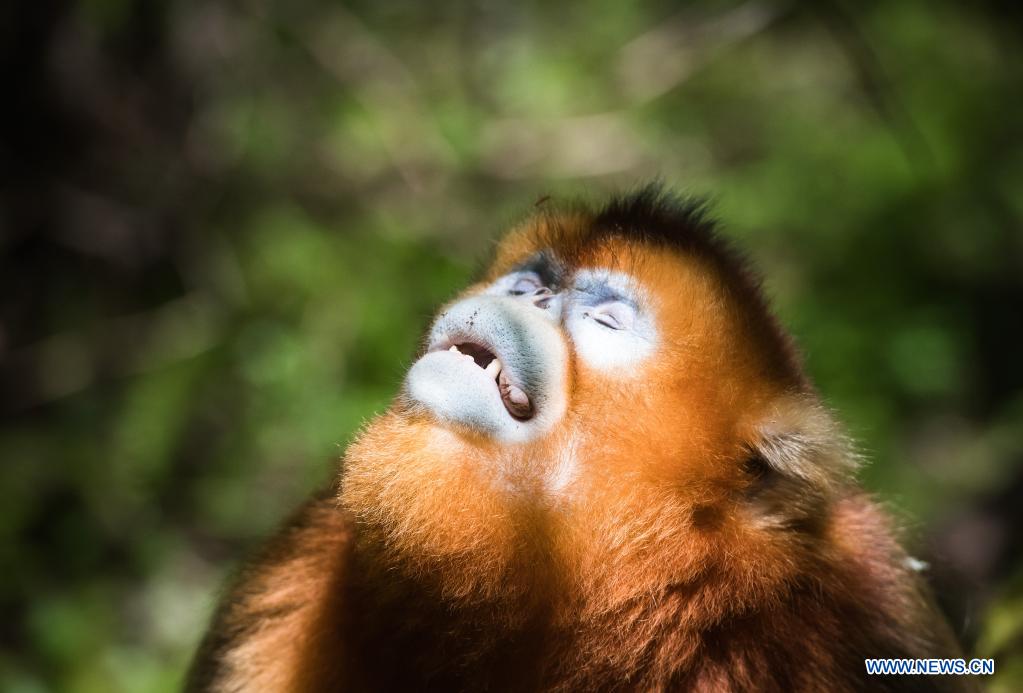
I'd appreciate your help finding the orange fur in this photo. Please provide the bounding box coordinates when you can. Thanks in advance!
[188,190,970,691]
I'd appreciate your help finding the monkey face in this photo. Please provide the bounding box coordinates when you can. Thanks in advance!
[401,209,803,494]
[405,256,660,445]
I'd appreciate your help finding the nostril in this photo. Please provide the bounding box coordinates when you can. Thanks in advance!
[531,287,554,309]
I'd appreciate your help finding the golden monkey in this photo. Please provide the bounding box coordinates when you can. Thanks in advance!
[188,187,971,691]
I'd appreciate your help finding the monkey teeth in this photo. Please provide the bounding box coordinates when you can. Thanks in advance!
[446,341,533,420]
[484,358,501,378]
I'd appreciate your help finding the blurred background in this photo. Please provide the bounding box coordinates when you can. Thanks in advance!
[1,0,1021,690]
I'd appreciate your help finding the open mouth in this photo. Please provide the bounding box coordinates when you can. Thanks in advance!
[444,342,533,420]
[409,295,568,442]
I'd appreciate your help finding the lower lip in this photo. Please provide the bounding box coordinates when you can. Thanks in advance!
[431,348,531,421]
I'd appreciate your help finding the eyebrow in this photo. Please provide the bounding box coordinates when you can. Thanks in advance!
[573,276,637,308]
[513,250,566,288]
[511,253,639,308]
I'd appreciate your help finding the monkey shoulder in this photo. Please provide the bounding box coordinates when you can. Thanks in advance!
[185,489,355,692]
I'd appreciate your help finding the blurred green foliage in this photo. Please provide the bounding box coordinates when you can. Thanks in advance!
[1,0,1021,690]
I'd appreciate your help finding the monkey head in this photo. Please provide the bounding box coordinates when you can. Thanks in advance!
[341,189,858,612]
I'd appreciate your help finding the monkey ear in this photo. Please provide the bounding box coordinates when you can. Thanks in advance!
[749,395,860,492]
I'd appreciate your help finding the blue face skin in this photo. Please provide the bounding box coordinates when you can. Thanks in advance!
[503,252,644,328]
[404,251,658,443]
[573,274,637,309]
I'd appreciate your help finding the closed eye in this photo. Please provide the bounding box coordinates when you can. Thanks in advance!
[588,301,635,331]
[509,274,543,296]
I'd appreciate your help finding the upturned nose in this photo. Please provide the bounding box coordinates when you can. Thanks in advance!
[531,287,554,309]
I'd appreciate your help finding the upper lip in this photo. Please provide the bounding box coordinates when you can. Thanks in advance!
[428,335,534,420]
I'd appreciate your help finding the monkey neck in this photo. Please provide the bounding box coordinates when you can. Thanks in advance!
[337,414,568,683]
[336,437,773,685]
[341,520,560,690]
[337,504,753,689]
[335,418,943,688]
[334,493,941,691]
